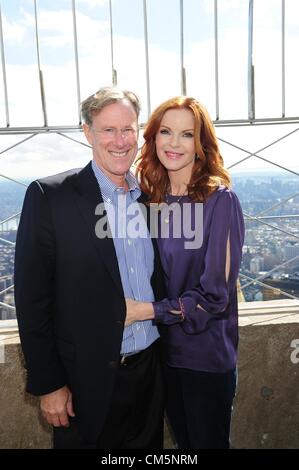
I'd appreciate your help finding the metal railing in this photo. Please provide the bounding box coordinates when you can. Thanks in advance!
[0,0,299,132]
[0,0,299,315]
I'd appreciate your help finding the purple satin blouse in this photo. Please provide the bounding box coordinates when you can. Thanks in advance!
[153,186,245,373]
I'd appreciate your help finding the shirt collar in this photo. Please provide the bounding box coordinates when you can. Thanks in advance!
[91,159,140,202]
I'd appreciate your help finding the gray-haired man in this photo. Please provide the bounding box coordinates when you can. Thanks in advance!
[15,87,165,449]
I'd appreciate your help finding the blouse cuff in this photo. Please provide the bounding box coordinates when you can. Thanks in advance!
[153,299,182,325]
[153,297,196,325]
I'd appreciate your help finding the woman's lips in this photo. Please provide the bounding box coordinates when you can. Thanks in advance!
[165,151,183,159]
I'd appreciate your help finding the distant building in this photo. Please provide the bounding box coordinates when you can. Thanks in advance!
[283,243,299,261]
[254,291,263,301]
[262,277,299,301]
[242,247,253,270]
[0,293,15,320]
[250,257,264,274]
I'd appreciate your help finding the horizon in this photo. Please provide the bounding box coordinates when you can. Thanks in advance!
[1,166,299,187]
[0,1,298,179]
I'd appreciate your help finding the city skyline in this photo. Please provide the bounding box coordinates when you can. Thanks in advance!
[1,171,299,319]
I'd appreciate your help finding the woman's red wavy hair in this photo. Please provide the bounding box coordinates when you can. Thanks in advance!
[136,96,231,203]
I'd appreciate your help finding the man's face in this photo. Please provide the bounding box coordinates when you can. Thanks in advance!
[83,100,138,185]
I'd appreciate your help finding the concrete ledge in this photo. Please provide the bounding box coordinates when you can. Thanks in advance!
[0,338,52,449]
[231,300,299,449]
[1,300,299,448]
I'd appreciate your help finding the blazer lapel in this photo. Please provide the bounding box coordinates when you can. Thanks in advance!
[71,162,124,297]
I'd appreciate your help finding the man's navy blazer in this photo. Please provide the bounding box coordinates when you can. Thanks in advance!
[14,161,165,441]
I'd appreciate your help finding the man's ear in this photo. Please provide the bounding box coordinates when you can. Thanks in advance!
[83,123,93,145]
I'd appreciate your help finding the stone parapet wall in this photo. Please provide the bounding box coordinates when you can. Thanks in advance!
[1,299,299,449]
[231,300,299,449]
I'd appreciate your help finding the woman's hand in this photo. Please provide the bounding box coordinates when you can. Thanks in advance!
[125,298,155,326]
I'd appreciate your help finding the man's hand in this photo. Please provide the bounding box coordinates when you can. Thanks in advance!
[40,385,75,427]
[125,298,154,326]
[125,298,138,326]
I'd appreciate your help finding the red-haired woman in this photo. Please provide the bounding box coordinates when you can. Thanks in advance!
[125,97,245,449]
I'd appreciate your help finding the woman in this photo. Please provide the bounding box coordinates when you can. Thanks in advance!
[126,97,245,449]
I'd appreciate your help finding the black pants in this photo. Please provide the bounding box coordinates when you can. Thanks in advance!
[53,341,164,449]
[165,365,237,449]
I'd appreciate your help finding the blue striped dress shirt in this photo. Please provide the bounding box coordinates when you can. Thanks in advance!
[92,160,159,354]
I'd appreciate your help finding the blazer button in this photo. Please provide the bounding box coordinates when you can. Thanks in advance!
[109,361,117,369]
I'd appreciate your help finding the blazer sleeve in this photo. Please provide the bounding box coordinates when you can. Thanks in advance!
[152,190,245,334]
[14,181,67,395]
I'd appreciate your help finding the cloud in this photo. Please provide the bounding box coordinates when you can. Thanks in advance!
[1,15,26,43]
[0,133,91,180]
[217,123,299,173]
[184,27,248,120]
[1,1,299,179]
[203,0,244,14]
[19,8,109,51]
[76,0,109,8]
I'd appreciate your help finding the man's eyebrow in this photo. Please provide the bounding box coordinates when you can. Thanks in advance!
[101,124,136,128]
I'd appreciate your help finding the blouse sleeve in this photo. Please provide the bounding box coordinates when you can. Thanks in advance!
[152,189,245,334]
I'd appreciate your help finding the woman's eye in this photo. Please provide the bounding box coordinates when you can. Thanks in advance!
[160,129,170,135]
[183,132,194,138]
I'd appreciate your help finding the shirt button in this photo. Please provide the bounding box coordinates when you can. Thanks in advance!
[130,267,134,273]
[128,239,132,246]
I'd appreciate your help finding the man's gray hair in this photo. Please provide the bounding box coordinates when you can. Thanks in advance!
[81,87,141,126]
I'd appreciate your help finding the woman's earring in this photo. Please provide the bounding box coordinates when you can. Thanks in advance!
[195,154,199,161]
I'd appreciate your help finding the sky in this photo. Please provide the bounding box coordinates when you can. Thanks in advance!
[0,0,299,179]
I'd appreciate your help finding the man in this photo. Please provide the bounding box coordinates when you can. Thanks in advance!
[14,87,165,449]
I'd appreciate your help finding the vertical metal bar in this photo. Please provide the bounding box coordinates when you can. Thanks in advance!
[214,0,219,120]
[72,0,81,124]
[143,0,151,117]
[34,0,47,126]
[180,0,186,95]
[0,3,9,127]
[109,0,117,86]
[281,0,285,117]
[248,0,255,121]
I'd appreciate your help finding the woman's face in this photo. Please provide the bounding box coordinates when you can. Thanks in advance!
[155,108,196,179]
